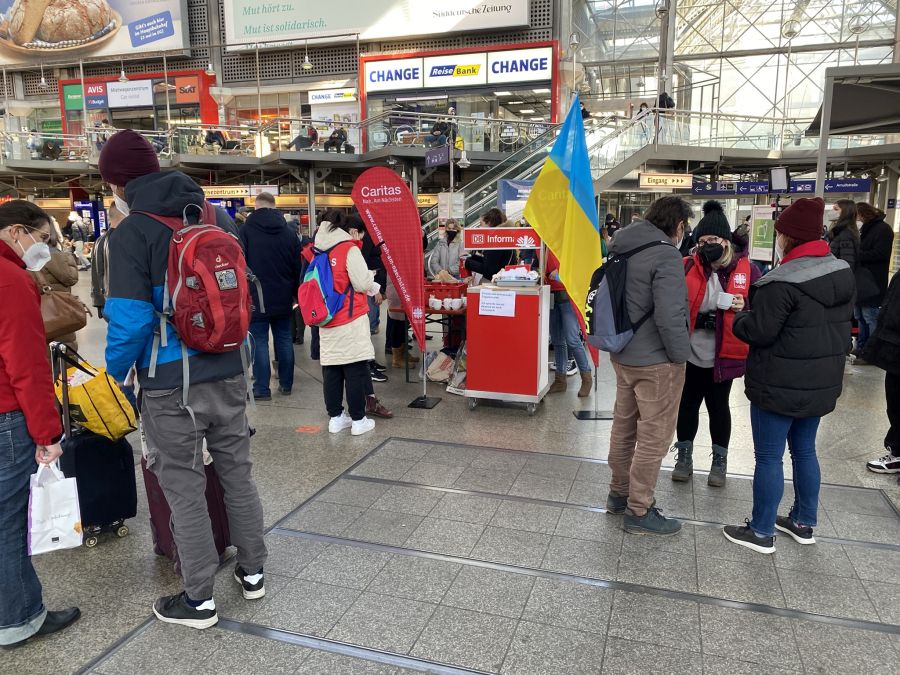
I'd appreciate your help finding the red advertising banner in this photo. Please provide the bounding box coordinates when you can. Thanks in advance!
[352,168,426,352]
[463,227,541,250]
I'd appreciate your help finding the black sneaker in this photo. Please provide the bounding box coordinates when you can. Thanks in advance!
[370,369,388,383]
[606,492,627,514]
[566,359,578,376]
[233,565,266,600]
[775,515,815,545]
[866,451,900,474]
[624,506,681,535]
[371,361,387,373]
[723,523,775,554]
[2,608,81,649]
[254,393,272,402]
[277,386,292,396]
[153,592,218,629]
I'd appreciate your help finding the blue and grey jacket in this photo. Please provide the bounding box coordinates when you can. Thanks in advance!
[104,171,244,389]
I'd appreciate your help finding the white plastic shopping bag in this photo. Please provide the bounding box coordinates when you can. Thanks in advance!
[28,463,83,555]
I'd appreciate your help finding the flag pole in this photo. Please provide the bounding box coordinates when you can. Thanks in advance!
[573,364,612,420]
[408,317,440,409]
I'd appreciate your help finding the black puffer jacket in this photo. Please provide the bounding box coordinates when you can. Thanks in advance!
[828,222,859,272]
[858,217,894,305]
[239,207,301,318]
[863,270,900,375]
[733,242,854,417]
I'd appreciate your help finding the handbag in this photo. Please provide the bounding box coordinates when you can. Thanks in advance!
[37,277,90,340]
[28,463,83,555]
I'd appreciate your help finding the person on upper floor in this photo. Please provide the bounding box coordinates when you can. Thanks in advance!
[464,208,514,281]
[0,199,80,648]
[671,200,760,489]
[239,191,301,400]
[427,108,456,148]
[724,197,854,555]
[323,126,348,153]
[826,199,859,272]
[428,219,464,279]
[854,202,894,362]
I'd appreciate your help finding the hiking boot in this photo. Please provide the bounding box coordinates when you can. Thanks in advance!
[548,374,567,394]
[328,412,352,433]
[392,347,419,368]
[2,608,81,649]
[671,441,693,482]
[606,492,627,514]
[624,506,682,535]
[866,450,900,474]
[366,395,394,419]
[775,515,815,545]
[351,417,376,436]
[153,592,218,629]
[708,445,727,487]
[577,371,593,397]
[723,522,775,554]
[233,565,266,599]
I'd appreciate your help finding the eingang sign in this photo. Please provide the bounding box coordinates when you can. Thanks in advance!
[223,0,528,49]
[0,0,188,66]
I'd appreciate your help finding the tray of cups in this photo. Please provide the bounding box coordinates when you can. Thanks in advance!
[425,281,467,300]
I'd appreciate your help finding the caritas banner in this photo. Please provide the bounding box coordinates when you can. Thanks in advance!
[464,227,541,250]
[352,168,426,351]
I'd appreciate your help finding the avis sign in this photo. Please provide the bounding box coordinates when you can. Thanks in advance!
[464,227,541,250]
[638,173,692,189]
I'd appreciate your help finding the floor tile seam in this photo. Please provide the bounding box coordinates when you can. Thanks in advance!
[215,617,489,675]
[270,527,900,637]
[72,616,156,675]
[879,488,900,519]
[340,475,900,553]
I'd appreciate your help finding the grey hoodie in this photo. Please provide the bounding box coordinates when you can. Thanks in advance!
[608,219,691,366]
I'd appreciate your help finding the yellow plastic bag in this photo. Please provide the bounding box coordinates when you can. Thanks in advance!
[55,355,136,441]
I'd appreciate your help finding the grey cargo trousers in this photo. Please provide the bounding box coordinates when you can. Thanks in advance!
[142,375,267,600]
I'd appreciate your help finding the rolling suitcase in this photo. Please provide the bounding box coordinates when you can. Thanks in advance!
[52,343,138,547]
[140,428,232,573]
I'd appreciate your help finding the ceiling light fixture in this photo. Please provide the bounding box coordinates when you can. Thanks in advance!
[532,88,550,93]
[507,100,524,105]
[519,108,535,113]
[118,60,128,82]
[39,63,48,89]
[302,39,313,71]
[493,91,512,96]
[205,62,216,76]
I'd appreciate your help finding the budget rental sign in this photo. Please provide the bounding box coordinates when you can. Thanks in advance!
[464,227,541,250]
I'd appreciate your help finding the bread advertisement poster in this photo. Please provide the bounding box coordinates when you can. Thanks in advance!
[0,0,187,63]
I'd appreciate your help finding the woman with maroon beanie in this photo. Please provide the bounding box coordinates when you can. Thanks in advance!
[723,197,854,554]
[0,200,80,648]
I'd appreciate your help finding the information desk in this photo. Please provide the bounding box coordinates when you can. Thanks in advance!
[464,284,551,415]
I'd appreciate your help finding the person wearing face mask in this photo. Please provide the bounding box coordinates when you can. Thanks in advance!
[605,196,692,536]
[671,201,760,487]
[428,219,464,279]
[826,199,859,273]
[0,200,81,648]
[724,197,854,554]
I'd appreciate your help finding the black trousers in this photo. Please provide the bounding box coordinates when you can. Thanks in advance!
[323,360,370,420]
[385,317,406,350]
[885,372,900,455]
[676,361,733,448]
[310,326,320,360]
[291,307,305,343]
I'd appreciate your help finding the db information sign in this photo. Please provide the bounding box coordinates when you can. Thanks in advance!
[638,173,692,189]
[464,227,541,250]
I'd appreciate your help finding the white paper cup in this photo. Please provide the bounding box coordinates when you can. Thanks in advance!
[429,298,442,310]
[450,298,463,310]
[716,292,735,310]
[442,297,454,310]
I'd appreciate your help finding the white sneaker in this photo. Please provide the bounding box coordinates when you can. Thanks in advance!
[328,412,352,433]
[351,417,376,436]
[866,451,900,474]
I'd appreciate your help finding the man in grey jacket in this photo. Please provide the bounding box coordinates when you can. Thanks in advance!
[606,196,693,535]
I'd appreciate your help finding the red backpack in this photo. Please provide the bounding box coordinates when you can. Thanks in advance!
[138,202,257,358]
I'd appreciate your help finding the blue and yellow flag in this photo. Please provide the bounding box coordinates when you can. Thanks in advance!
[524,94,603,329]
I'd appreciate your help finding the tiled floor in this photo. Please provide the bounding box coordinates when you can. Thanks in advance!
[9,275,900,674]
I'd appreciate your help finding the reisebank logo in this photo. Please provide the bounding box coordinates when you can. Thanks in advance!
[430,64,482,78]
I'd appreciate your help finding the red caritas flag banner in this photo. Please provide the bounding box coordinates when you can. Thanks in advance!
[352,167,426,352]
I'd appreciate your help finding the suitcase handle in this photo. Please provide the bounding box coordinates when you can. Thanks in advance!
[50,342,76,439]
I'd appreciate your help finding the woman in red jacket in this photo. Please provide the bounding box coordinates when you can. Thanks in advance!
[0,200,80,648]
[671,201,759,487]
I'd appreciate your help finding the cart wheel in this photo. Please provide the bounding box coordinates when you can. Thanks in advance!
[467,398,478,411]
[84,536,99,548]
[116,525,129,538]
[526,403,537,416]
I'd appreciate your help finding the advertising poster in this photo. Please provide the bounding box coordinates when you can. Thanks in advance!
[223,0,529,48]
[0,0,188,65]
[750,204,776,262]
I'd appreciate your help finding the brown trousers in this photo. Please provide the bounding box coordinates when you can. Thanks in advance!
[608,361,686,516]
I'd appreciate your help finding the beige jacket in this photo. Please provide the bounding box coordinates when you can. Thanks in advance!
[315,225,377,366]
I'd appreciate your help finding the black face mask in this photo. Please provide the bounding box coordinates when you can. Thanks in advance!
[699,242,725,264]
[446,230,458,243]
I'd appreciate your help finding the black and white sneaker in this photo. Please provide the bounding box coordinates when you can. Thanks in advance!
[723,523,775,554]
[370,368,388,383]
[566,360,578,376]
[866,451,900,474]
[153,592,218,629]
[233,565,266,599]
[371,361,387,373]
[775,516,815,545]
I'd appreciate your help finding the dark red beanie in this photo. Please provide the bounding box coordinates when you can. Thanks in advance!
[775,197,825,242]
[98,129,160,186]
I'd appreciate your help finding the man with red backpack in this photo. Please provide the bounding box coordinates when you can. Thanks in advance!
[99,130,267,630]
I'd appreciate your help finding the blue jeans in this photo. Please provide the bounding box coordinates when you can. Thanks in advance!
[368,295,380,334]
[428,134,447,147]
[249,316,294,396]
[549,296,591,374]
[0,412,46,646]
[749,405,821,537]
[855,304,880,351]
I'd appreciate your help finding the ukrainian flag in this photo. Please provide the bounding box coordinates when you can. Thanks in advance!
[524,94,603,327]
